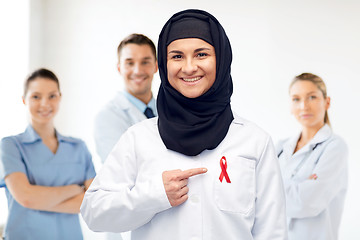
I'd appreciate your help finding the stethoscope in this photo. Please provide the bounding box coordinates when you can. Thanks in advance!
[278,143,322,178]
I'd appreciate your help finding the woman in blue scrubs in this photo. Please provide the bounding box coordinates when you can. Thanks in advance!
[0,68,96,240]
[277,73,348,240]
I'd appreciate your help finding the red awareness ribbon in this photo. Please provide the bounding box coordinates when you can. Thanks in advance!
[219,156,231,183]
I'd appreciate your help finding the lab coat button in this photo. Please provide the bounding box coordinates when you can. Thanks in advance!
[190,195,200,203]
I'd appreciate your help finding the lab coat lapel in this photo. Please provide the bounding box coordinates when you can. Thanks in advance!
[307,124,332,148]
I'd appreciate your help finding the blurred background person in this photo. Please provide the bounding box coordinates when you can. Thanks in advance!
[0,68,96,240]
[93,32,158,240]
[276,73,348,240]
[94,33,158,163]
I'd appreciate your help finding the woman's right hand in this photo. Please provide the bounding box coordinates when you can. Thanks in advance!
[162,168,207,207]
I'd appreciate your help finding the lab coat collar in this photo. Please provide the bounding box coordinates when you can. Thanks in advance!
[283,124,332,156]
[282,133,300,157]
[232,113,245,125]
[308,124,332,148]
[113,91,131,111]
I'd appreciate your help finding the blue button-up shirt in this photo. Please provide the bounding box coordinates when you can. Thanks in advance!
[123,91,157,115]
[0,125,96,240]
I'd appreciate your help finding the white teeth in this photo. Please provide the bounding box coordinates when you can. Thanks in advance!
[183,77,201,82]
[39,111,51,116]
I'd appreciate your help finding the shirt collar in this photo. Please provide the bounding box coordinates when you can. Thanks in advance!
[19,125,77,144]
[19,125,42,143]
[123,90,157,116]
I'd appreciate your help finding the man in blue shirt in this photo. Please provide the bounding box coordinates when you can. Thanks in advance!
[93,33,158,240]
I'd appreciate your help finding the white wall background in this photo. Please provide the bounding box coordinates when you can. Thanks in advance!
[0,0,30,230]
[1,0,359,239]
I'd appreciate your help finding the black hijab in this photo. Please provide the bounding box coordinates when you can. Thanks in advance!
[157,9,234,156]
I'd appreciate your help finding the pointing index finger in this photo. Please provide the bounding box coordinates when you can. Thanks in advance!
[181,168,208,179]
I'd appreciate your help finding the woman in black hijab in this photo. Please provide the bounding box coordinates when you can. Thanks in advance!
[81,9,287,240]
[157,9,234,156]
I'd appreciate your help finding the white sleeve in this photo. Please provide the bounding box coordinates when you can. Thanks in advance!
[80,130,172,232]
[252,136,288,240]
[284,138,348,218]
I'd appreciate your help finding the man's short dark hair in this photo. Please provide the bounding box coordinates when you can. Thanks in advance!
[117,33,157,61]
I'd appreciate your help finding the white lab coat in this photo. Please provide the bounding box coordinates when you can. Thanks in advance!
[94,91,149,163]
[81,115,288,240]
[94,91,154,240]
[276,124,348,240]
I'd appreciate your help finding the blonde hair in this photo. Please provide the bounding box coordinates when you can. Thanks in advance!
[290,73,330,126]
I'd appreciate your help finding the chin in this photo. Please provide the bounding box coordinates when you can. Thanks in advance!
[179,89,203,98]
[182,93,201,98]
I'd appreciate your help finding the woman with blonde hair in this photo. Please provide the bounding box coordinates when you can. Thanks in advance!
[277,73,348,240]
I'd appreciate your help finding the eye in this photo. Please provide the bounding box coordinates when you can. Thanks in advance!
[142,61,150,65]
[171,54,182,59]
[292,98,300,102]
[197,52,208,58]
[125,61,134,66]
[309,95,317,100]
[31,95,40,100]
[49,94,57,99]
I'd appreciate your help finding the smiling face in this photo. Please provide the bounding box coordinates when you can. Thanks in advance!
[290,80,330,130]
[167,38,216,98]
[118,43,158,104]
[23,77,61,126]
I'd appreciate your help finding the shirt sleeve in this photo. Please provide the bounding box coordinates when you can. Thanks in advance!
[0,137,27,181]
[93,107,129,163]
[283,137,348,218]
[80,129,171,233]
[252,136,288,240]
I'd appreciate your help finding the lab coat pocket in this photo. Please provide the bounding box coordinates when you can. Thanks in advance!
[214,156,255,214]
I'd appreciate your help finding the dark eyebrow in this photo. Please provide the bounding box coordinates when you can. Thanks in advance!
[291,91,319,97]
[125,56,153,61]
[194,48,211,53]
[168,50,183,55]
[30,90,58,95]
[168,48,212,55]
[142,57,153,60]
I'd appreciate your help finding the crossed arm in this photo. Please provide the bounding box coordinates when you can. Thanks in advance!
[5,172,93,214]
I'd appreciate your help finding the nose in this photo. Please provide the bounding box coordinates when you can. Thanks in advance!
[299,99,309,110]
[40,97,49,107]
[182,58,198,75]
[133,63,142,75]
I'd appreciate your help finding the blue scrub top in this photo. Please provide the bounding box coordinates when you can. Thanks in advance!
[0,125,96,240]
